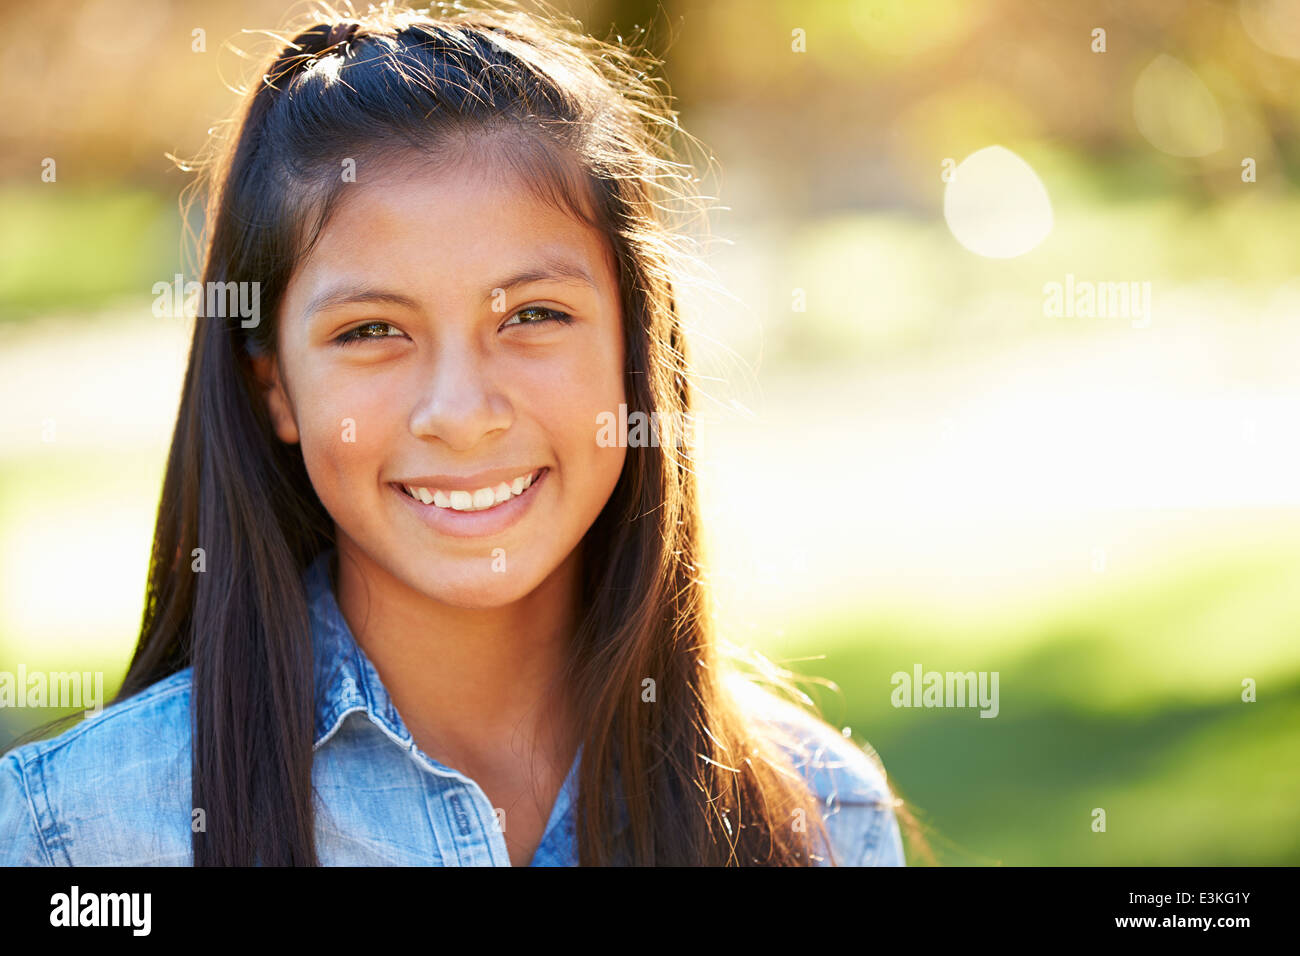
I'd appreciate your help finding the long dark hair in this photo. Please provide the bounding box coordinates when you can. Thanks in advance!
[13,0,927,865]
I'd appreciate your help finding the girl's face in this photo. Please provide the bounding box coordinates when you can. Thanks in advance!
[253,153,627,608]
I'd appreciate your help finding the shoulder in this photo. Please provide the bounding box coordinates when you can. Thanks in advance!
[727,674,906,866]
[0,668,194,865]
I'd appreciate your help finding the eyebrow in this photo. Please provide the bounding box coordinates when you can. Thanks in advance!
[302,255,599,322]
[303,288,422,320]
[481,256,598,304]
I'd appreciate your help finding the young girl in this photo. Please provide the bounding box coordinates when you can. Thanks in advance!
[1,0,909,866]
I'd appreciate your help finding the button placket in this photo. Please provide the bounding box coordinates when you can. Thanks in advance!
[438,781,508,866]
[398,736,509,866]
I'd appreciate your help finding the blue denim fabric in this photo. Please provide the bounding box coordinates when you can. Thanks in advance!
[0,549,905,866]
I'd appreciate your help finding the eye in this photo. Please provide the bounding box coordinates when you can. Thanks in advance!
[501,306,572,330]
[335,321,407,346]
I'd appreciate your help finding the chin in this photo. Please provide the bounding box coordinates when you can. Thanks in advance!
[418,568,540,609]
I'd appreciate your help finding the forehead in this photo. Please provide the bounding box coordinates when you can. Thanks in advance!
[288,151,617,307]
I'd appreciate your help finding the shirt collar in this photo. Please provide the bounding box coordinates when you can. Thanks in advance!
[303,547,413,752]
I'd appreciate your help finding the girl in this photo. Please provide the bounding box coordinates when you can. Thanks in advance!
[0,0,912,866]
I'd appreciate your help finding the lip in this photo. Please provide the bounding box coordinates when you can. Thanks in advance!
[390,467,549,539]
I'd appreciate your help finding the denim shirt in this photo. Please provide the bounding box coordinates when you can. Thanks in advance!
[0,549,904,866]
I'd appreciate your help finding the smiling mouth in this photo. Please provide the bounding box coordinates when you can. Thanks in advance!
[394,468,546,513]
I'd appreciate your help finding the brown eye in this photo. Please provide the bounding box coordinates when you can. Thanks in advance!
[501,307,572,329]
[335,321,405,345]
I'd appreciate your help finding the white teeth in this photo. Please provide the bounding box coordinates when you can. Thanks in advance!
[403,469,540,512]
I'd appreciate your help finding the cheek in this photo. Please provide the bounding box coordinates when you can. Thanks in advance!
[295,368,402,494]
[525,338,627,504]
[513,327,625,445]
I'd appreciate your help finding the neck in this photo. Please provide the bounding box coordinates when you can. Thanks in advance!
[331,537,582,783]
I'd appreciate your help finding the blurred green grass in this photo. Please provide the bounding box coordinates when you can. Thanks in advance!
[772,543,1300,865]
[0,185,181,321]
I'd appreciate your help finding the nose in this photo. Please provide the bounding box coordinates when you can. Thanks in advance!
[408,338,514,451]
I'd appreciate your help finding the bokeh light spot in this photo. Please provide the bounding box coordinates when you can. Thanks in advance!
[943,145,1053,258]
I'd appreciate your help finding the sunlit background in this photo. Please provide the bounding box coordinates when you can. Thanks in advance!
[2,0,1299,865]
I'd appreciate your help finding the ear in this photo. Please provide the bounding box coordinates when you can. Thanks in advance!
[250,352,300,445]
